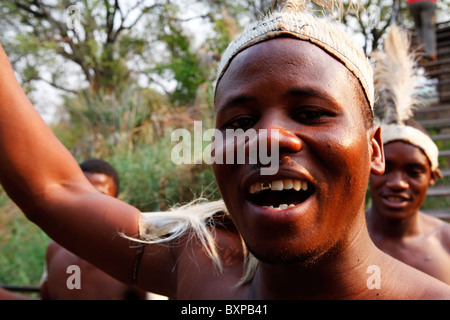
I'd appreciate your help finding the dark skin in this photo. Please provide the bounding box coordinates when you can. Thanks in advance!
[0,287,36,300]
[83,172,117,198]
[40,172,147,300]
[0,38,449,299]
[367,141,450,285]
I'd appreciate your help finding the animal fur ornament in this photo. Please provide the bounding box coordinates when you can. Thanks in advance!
[372,26,440,172]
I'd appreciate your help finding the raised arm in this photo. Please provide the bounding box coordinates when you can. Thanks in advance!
[0,43,164,287]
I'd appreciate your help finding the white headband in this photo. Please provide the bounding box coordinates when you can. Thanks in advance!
[215,10,374,110]
[381,123,439,171]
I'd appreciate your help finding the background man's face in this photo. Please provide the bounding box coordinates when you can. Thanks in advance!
[84,172,117,197]
[213,38,374,265]
[369,141,435,220]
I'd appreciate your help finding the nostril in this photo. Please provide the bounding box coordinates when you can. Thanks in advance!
[274,129,302,153]
[385,172,409,190]
[259,128,302,153]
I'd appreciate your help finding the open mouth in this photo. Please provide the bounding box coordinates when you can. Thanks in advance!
[247,179,314,210]
[382,194,410,206]
[384,196,407,203]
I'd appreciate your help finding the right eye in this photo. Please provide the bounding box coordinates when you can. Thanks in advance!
[225,117,257,131]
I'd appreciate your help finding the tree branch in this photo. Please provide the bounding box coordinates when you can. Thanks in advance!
[36,76,79,94]
[109,2,165,44]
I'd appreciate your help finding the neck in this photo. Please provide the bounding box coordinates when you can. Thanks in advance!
[250,214,382,299]
[366,207,421,239]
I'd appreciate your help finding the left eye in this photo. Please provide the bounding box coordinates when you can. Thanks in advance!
[293,109,332,124]
[407,169,423,177]
[228,117,256,130]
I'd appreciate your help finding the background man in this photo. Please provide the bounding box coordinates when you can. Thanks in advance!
[367,26,450,285]
[40,159,147,300]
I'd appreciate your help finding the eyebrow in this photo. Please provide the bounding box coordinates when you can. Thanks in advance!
[283,87,339,105]
[385,159,428,169]
[216,94,256,114]
[217,87,339,113]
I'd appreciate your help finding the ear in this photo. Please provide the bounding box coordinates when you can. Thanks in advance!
[369,125,385,176]
[429,170,439,187]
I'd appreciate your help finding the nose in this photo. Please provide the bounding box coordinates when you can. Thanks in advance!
[385,171,409,190]
[213,113,303,166]
[263,128,302,154]
[256,112,302,154]
[239,127,302,165]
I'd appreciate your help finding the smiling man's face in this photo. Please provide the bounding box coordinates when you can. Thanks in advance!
[369,141,436,220]
[213,38,381,265]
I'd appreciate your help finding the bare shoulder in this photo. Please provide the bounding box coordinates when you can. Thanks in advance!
[435,221,450,249]
[374,249,450,299]
[46,240,59,255]
[420,213,450,237]
[420,213,450,244]
[388,256,450,299]
[413,271,450,299]
[420,212,446,229]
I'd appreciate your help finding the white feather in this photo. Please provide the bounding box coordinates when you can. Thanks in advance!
[372,26,420,124]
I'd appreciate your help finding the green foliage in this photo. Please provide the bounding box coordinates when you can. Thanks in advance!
[62,81,163,158]
[154,7,207,106]
[0,188,50,287]
[108,135,221,212]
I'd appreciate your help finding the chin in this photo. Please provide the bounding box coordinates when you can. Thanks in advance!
[381,208,416,220]
[245,238,339,268]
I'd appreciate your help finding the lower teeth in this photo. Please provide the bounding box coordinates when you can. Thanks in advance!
[262,204,295,210]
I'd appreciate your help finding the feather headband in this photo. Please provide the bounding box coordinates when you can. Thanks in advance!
[372,26,439,172]
[214,0,374,110]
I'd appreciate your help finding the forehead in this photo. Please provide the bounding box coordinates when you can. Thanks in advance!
[84,172,115,186]
[215,38,359,111]
[384,141,430,166]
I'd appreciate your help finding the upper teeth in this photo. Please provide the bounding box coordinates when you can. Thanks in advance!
[386,196,405,203]
[249,179,308,194]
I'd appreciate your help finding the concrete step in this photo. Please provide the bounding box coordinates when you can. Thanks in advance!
[439,149,450,156]
[438,47,450,56]
[418,117,450,129]
[422,208,450,220]
[426,67,450,78]
[437,79,450,87]
[437,39,450,49]
[437,30,450,42]
[431,133,450,141]
[438,91,450,103]
[418,21,450,217]
[422,58,450,69]
[427,186,450,197]
[439,169,450,177]
[414,103,450,116]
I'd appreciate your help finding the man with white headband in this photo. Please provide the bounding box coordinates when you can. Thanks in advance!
[366,26,450,285]
[0,1,449,301]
